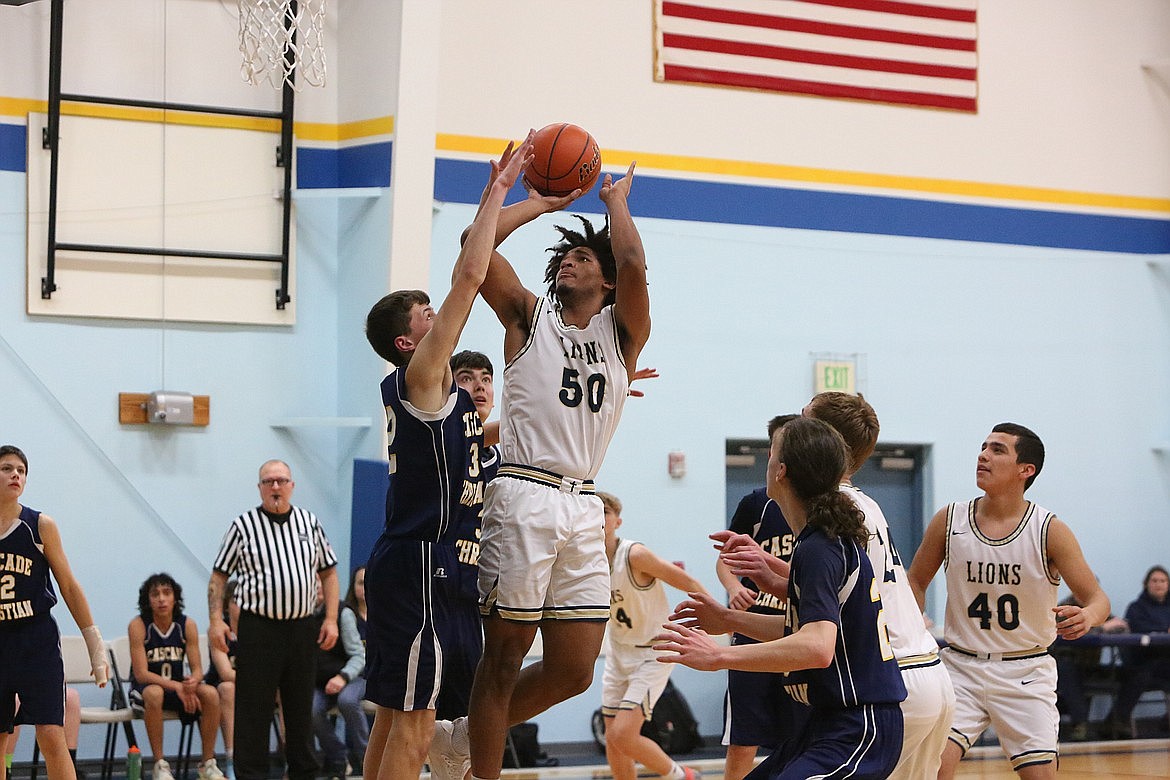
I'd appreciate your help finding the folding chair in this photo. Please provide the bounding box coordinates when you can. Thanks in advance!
[108,636,197,780]
[30,636,136,780]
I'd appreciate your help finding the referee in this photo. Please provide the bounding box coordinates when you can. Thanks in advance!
[208,459,339,780]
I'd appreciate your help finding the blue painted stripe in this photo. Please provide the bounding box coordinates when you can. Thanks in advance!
[0,123,26,173]
[435,158,1170,254]
[5,130,1168,253]
[297,141,392,189]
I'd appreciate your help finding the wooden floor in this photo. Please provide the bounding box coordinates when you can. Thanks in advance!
[494,739,1170,780]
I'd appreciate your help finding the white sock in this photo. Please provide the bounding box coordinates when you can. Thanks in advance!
[665,762,685,780]
[451,717,470,753]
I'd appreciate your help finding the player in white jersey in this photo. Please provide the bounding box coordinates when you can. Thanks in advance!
[598,492,707,780]
[428,152,650,780]
[804,392,955,780]
[907,423,1110,780]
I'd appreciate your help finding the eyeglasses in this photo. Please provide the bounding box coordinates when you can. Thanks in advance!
[260,477,292,487]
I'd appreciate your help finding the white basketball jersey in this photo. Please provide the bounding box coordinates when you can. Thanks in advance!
[606,539,671,649]
[943,499,1059,654]
[499,297,629,479]
[844,485,940,661]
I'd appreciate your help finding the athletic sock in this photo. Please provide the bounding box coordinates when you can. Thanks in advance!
[664,762,685,780]
[5,753,14,771]
[451,717,470,753]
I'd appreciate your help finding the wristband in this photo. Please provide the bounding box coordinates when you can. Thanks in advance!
[81,625,109,685]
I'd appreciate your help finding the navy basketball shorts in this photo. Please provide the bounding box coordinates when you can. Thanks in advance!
[748,702,903,780]
[0,615,65,730]
[365,537,480,712]
[724,634,808,749]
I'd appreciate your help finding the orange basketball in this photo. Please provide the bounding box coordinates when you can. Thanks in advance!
[523,123,602,197]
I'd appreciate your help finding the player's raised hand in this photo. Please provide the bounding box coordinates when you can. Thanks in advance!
[493,132,534,192]
[653,621,723,671]
[669,591,734,635]
[628,366,659,398]
[600,161,636,204]
[521,177,581,212]
[710,529,758,554]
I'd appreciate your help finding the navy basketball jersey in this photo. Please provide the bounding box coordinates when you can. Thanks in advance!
[728,488,794,619]
[0,506,58,624]
[450,444,498,603]
[783,526,906,710]
[380,368,490,543]
[131,613,188,689]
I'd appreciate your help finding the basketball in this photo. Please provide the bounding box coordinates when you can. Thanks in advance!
[523,123,602,197]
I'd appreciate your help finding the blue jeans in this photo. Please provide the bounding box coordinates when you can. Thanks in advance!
[311,678,370,767]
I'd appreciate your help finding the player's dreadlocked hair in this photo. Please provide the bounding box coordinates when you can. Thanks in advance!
[544,215,617,306]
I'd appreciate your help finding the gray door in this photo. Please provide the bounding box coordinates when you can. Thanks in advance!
[725,440,927,564]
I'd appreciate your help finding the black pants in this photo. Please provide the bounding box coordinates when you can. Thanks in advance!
[234,611,319,780]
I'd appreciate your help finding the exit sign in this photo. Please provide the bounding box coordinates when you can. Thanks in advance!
[814,360,856,393]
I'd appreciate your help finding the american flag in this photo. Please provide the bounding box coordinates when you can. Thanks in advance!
[654,0,978,112]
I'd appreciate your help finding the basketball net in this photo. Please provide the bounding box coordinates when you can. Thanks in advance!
[239,0,327,90]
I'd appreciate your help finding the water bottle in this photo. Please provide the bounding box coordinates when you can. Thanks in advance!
[127,746,142,780]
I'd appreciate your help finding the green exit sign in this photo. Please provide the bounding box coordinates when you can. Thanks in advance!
[815,360,856,393]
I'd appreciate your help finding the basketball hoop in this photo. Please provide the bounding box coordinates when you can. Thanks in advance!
[239,0,327,90]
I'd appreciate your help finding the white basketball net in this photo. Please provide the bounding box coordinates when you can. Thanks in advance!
[239,0,327,90]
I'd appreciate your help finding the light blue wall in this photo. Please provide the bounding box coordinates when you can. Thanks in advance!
[5,163,1170,754]
[0,172,386,758]
[429,198,1170,742]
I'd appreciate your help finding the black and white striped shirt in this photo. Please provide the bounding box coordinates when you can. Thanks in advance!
[212,506,338,620]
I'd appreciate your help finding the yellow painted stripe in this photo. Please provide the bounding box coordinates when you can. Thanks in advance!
[0,96,45,115]
[437,133,1170,214]
[297,116,394,142]
[4,101,1167,214]
[0,98,392,139]
[1,97,281,132]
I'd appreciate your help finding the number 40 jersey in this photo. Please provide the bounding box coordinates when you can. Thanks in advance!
[943,499,1059,654]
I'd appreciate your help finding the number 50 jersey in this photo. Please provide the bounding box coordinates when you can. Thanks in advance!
[499,297,629,480]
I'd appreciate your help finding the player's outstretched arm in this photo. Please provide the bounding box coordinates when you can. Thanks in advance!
[41,513,108,685]
[629,544,708,597]
[599,162,650,373]
[409,136,533,412]
[669,591,783,641]
[466,138,565,354]
[1047,517,1111,640]
[906,506,948,611]
[655,619,835,673]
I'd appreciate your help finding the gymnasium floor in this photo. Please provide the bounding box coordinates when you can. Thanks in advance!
[492,739,1170,780]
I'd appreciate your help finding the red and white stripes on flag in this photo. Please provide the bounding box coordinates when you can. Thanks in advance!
[654,0,978,112]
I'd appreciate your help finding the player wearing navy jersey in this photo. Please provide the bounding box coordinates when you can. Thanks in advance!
[658,418,905,780]
[434,351,499,726]
[908,423,1109,780]
[128,573,223,780]
[361,136,531,780]
[448,149,650,780]
[715,417,806,780]
[0,445,108,780]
